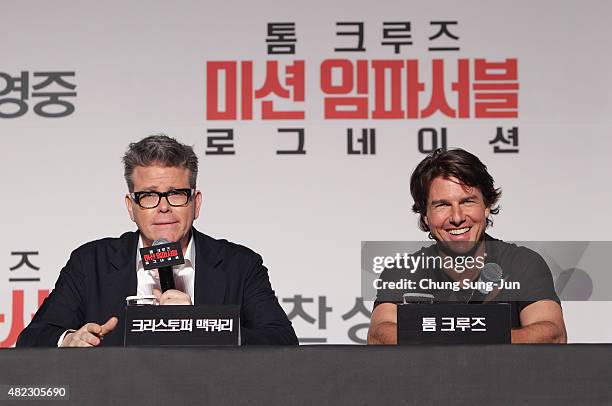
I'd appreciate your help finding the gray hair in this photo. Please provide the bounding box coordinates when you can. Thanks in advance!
[122,134,199,192]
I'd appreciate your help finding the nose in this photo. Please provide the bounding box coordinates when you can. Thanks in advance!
[449,204,465,226]
[158,196,171,213]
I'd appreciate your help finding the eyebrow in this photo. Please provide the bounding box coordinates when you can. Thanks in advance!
[139,187,173,193]
[430,195,480,206]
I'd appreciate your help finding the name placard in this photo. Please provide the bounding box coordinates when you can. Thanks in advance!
[124,305,240,346]
[397,303,511,344]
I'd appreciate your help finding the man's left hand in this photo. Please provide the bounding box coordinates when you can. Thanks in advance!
[513,300,567,343]
[153,288,192,305]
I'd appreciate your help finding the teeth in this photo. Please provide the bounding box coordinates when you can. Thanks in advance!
[448,227,470,235]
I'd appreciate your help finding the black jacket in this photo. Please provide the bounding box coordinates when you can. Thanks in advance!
[17,228,298,346]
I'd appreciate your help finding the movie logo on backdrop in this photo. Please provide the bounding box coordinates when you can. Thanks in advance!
[205,21,519,156]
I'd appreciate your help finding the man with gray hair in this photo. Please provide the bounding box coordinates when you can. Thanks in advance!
[17,135,298,346]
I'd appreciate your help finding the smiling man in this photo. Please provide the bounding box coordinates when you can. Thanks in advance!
[17,135,298,347]
[368,148,566,344]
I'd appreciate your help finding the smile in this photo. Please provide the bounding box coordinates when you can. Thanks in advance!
[447,227,470,235]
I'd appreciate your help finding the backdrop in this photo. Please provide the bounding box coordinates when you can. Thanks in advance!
[1,0,611,345]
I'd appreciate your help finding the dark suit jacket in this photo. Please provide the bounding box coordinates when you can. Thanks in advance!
[17,228,298,346]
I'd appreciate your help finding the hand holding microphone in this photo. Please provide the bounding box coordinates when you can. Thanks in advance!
[141,238,191,305]
[152,287,192,305]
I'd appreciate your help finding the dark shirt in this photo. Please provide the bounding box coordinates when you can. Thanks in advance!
[374,234,560,328]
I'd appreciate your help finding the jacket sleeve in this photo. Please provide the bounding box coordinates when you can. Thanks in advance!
[239,255,298,345]
[16,249,87,347]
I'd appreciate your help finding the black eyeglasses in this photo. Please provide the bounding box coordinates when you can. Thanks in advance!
[130,189,195,209]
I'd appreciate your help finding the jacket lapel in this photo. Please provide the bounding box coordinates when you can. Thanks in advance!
[193,228,226,304]
[102,231,138,345]
[107,231,138,307]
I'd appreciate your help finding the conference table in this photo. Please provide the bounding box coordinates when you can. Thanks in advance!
[1,345,610,405]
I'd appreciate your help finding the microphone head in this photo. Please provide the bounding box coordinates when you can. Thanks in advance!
[477,262,503,294]
[402,292,435,304]
[153,238,170,246]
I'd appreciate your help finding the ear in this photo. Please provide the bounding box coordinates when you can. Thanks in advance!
[485,206,491,218]
[125,194,135,222]
[423,214,429,227]
[193,190,203,220]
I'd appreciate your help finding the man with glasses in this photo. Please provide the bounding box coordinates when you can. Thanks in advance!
[17,135,298,347]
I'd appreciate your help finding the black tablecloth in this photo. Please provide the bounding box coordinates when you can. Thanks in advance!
[1,345,610,405]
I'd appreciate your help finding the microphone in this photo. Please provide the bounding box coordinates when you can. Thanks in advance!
[402,292,435,304]
[153,238,176,292]
[476,262,503,295]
